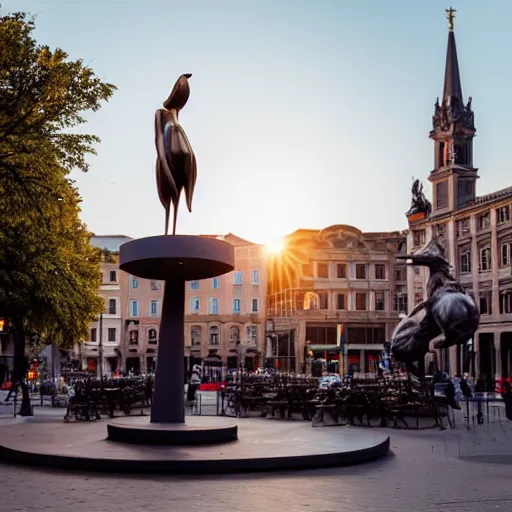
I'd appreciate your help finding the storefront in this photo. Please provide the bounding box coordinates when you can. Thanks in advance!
[308,344,341,375]
[265,331,296,371]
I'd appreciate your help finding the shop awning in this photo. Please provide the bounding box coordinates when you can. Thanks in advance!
[309,344,340,352]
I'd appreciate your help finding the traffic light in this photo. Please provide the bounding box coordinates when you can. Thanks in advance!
[0,319,4,332]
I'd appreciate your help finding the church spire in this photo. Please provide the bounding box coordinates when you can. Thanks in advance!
[443,8,463,103]
[428,8,478,213]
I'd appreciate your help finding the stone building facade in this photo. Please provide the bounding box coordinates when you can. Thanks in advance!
[266,225,407,374]
[121,233,267,374]
[81,235,132,377]
[405,21,512,379]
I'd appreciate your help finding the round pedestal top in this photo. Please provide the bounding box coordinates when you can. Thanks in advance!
[119,235,235,281]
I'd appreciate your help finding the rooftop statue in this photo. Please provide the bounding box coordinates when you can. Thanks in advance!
[155,74,197,235]
[406,178,432,217]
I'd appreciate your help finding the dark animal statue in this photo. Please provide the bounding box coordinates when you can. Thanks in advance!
[391,237,480,377]
[155,73,197,235]
[406,178,432,218]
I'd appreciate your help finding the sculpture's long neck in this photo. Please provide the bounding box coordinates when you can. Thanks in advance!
[169,109,179,125]
[427,266,455,297]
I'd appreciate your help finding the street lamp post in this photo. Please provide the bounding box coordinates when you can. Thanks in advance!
[98,313,104,379]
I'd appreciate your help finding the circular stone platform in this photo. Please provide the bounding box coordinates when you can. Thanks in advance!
[0,418,390,474]
[107,416,238,445]
[119,235,235,281]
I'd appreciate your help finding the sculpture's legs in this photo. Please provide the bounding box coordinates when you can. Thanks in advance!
[150,279,185,423]
[165,207,170,236]
[172,202,178,236]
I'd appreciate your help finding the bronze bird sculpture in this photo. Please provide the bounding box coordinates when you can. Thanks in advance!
[155,73,197,235]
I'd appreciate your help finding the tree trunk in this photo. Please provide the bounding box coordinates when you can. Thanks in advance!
[13,319,33,416]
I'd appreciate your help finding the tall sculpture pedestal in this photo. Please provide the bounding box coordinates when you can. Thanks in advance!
[107,235,237,445]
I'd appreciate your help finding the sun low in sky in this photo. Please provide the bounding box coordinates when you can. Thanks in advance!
[265,237,286,255]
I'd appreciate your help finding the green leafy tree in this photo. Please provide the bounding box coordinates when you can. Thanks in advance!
[0,9,116,413]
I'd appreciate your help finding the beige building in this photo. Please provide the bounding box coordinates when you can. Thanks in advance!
[266,225,407,374]
[121,233,267,373]
[82,235,132,377]
[405,22,512,379]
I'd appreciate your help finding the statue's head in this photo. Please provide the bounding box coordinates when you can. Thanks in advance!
[397,236,449,269]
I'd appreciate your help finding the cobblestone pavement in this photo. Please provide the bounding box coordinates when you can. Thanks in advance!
[2,400,512,511]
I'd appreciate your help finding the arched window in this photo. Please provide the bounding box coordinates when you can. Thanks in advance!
[191,326,202,346]
[229,326,240,343]
[209,326,219,345]
[303,291,319,311]
[246,326,257,344]
[148,328,157,344]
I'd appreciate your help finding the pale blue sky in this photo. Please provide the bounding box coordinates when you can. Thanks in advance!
[3,0,512,243]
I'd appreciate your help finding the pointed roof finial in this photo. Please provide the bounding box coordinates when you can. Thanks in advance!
[446,6,456,31]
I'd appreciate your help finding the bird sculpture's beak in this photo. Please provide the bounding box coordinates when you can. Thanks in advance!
[183,73,192,79]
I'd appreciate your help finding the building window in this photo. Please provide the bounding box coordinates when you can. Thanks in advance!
[302,263,313,277]
[480,292,492,315]
[109,270,117,282]
[234,271,243,285]
[346,326,386,345]
[393,285,408,314]
[90,328,97,342]
[209,326,219,345]
[229,326,240,344]
[233,299,241,313]
[355,293,367,311]
[190,297,200,314]
[191,326,201,346]
[247,326,257,344]
[150,280,161,291]
[500,291,512,314]
[319,293,328,310]
[458,181,474,207]
[497,206,510,225]
[394,267,406,281]
[375,291,385,311]
[212,277,219,289]
[336,293,346,310]
[208,297,219,314]
[251,299,259,313]
[456,218,470,237]
[316,262,328,278]
[413,230,426,247]
[252,270,259,284]
[355,264,366,279]
[190,281,200,290]
[477,212,490,230]
[479,246,491,271]
[107,328,116,342]
[336,263,347,278]
[460,251,471,273]
[129,330,139,345]
[130,277,138,289]
[435,224,446,238]
[148,328,158,345]
[436,181,448,209]
[375,264,385,280]
[414,287,424,306]
[501,242,511,266]
[150,300,159,316]
[130,300,139,317]
[109,299,117,315]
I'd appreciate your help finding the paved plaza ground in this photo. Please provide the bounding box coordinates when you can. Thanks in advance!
[2,391,512,512]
